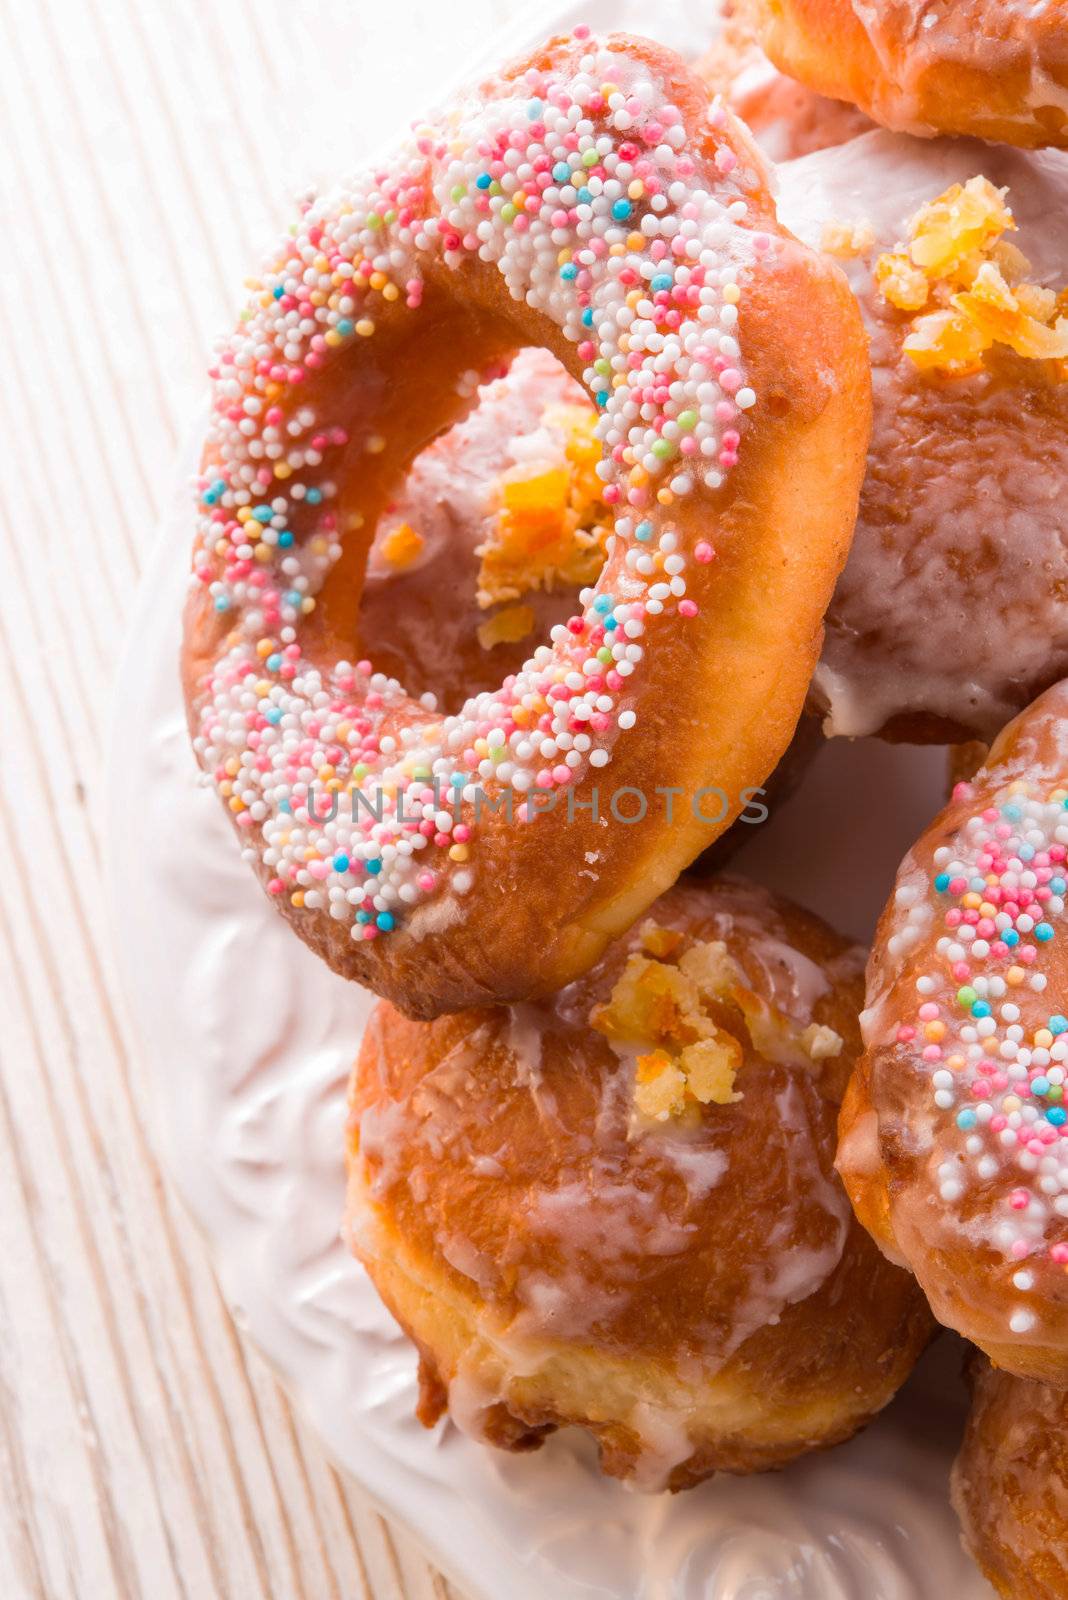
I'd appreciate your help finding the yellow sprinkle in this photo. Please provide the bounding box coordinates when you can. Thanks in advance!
[722,282,741,304]
[291,891,305,908]
[448,844,469,862]
[274,462,293,479]
[356,319,375,337]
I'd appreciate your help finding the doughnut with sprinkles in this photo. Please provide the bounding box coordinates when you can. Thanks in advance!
[839,678,1068,1383]
[181,29,870,1020]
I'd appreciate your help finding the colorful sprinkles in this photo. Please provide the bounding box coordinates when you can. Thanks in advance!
[190,32,760,940]
[890,778,1068,1332]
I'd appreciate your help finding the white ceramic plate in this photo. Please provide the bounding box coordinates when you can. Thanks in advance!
[107,3,996,1595]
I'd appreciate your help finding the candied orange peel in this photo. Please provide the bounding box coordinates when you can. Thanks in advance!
[475,402,612,623]
[591,920,842,1124]
[379,520,425,569]
[872,174,1068,377]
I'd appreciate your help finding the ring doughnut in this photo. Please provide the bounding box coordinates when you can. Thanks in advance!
[774,132,1068,740]
[748,0,1068,150]
[181,29,869,1020]
[953,1353,1068,1599]
[838,679,1068,1383]
[346,876,933,1490]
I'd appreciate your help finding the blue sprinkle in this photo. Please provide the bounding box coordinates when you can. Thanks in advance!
[635,521,654,541]
[450,773,465,789]
[253,504,273,521]
[581,308,594,327]
[213,595,231,612]
[651,273,673,292]
[264,708,282,725]
[475,172,492,190]
[286,589,303,607]
[332,854,350,873]
[1019,843,1035,861]
[337,319,354,337]
[266,653,282,673]
[356,910,371,924]
[526,99,543,120]
[972,1000,991,1019]
[1036,922,1055,942]
[577,187,592,204]
[553,162,571,183]
[1032,1077,1051,1098]
[1048,1107,1067,1126]
[560,263,578,281]
[956,1109,977,1131]
[273,285,284,299]
[376,912,395,932]
[1003,803,1023,822]
[365,858,382,876]
[604,616,618,631]
[1052,877,1067,896]
[306,488,322,505]
[934,873,951,892]
[1004,928,1020,947]
[594,595,613,614]
[611,199,632,220]
[1050,1015,1068,1035]
[278,531,294,547]
[595,389,608,408]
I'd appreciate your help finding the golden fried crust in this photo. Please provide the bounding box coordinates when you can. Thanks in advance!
[696,0,873,160]
[182,31,870,1021]
[749,0,1068,149]
[953,1355,1068,1600]
[346,877,933,1489]
[838,680,1068,1385]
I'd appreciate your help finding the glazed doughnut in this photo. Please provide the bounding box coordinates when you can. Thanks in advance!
[774,132,1068,741]
[697,0,873,162]
[953,1354,1068,1600]
[838,679,1068,1383]
[362,347,612,711]
[346,877,933,1490]
[748,0,1068,150]
[181,28,869,1020]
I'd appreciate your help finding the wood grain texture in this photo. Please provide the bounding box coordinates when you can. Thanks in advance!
[0,0,524,1592]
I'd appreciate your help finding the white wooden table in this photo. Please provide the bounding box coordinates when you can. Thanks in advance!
[0,1,533,1593]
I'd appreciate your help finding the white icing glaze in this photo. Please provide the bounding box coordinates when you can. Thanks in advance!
[850,0,1068,136]
[778,130,1068,737]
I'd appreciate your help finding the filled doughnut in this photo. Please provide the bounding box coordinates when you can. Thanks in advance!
[346,877,933,1490]
[697,0,873,162]
[953,1354,1068,1600]
[362,347,612,711]
[748,0,1068,150]
[774,132,1068,740]
[838,679,1068,1383]
[181,28,870,1020]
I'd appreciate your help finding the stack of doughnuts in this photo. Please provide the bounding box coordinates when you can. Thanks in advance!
[180,10,1068,1592]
